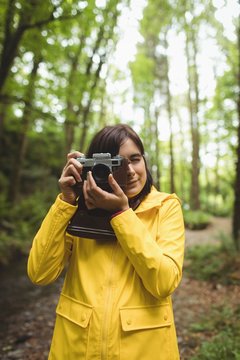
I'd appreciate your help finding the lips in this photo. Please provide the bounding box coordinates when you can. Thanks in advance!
[127,180,138,186]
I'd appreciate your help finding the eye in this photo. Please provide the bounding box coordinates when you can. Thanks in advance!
[130,156,142,164]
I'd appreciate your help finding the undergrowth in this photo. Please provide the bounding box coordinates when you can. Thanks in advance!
[183,210,212,230]
[190,305,240,359]
[184,233,240,285]
[0,189,57,265]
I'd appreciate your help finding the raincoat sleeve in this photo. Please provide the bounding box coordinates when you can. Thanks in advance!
[110,195,185,299]
[27,195,77,285]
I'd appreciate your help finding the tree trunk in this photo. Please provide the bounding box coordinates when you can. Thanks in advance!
[176,109,188,203]
[185,28,201,210]
[164,33,175,193]
[79,57,104,151]
[232,24,240,250]
[214,123,220,208]
[8,55,41,204]
[154,109,161,190]
[64,37,86,154]
[233,116,240,251]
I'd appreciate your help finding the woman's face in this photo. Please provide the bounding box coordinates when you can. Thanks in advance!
[119,138,147,198]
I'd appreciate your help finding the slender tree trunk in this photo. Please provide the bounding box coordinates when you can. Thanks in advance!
[8,55,41,204]
[0,104,8,148]
[185,29,201,210]
[164,33,175,193]
[98,84,107,128]
[214,122,221,208]
[176,109,187,203]
[154,109,161,190]
[232,24,240,250]
[233,117,240,251]
[79,58,104,151]
[64,37,86,154]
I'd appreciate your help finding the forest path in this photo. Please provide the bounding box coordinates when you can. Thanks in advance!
[185,216,232,247]
[0,217,238,360]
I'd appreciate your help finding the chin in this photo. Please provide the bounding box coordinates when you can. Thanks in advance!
[125,188,142,199]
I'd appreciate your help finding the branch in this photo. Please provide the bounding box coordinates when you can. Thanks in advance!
[0,94,57,121]
[21,9,84,31]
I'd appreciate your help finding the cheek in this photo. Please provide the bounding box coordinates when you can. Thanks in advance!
[142,172,147,184]
[138,167,147,183]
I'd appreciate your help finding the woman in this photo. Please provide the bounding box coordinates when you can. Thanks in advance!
[27,124,185,360]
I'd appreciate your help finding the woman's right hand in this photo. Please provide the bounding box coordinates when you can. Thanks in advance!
[58,151,84,205]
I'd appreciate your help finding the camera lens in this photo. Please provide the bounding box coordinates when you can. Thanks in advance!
[92,164,111,184]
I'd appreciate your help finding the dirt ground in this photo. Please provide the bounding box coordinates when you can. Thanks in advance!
[0,217,238,360]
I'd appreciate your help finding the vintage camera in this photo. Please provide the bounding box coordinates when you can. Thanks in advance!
[75,153,128,192]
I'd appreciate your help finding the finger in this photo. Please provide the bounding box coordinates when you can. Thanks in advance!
[86,171,102,195]
[59,175,77,188]
[87,171,97,188]
[85,200,96,210]
[67,157,83,170]
[83,181,97,209]
[83,180,95,201]
[67,151,84,160]
[108,174,123,195]
[82,180,90,198]
[64,164,82,182]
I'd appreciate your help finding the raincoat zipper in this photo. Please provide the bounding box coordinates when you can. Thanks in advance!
[101,243,118,359]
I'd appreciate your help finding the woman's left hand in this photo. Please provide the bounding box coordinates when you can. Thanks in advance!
[83,171,129,213]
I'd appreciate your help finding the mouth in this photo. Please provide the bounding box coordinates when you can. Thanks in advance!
[127,180,138,186]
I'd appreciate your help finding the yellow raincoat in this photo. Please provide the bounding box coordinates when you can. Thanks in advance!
[27,186,185,359]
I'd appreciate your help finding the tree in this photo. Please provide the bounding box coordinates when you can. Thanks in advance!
[232,22,240,250]
[131,0,177,191]
[8,53,42,203]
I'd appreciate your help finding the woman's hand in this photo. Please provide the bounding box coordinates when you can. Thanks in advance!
[83,171,129,213]
[58,151,84,205]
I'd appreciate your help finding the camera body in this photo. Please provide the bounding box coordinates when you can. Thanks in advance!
[76,153,128,192]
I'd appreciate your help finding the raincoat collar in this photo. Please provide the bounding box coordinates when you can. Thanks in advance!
[134,186,180,214]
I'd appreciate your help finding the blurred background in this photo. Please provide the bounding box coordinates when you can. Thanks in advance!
[0,0,240,359]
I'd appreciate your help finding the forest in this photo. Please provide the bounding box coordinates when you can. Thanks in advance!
[0,0,240,359]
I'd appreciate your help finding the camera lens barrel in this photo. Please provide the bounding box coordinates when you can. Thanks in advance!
[92,164,111,183]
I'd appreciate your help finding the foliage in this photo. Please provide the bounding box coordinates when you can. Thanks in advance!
[190,305,240,360]
[184,235,240,285]
[0,186,58,265]
[183,209,212,230]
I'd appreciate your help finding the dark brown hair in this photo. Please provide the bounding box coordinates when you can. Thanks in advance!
[86,124,153,205]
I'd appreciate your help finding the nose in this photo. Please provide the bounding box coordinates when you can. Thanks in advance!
[127,162,135,177]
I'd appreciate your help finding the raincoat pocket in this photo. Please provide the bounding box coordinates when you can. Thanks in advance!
[119,304,176,360]
[56,293,93,327]
[49,294,93,360]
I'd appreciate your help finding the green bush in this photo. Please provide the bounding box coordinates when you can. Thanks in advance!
[184,244,223,282]
[191,329,240,360]
[0,187,58,265]
[183,210,212,230]
[191,306,240,360]
[207,205,233,217]
[184,236,240,285]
